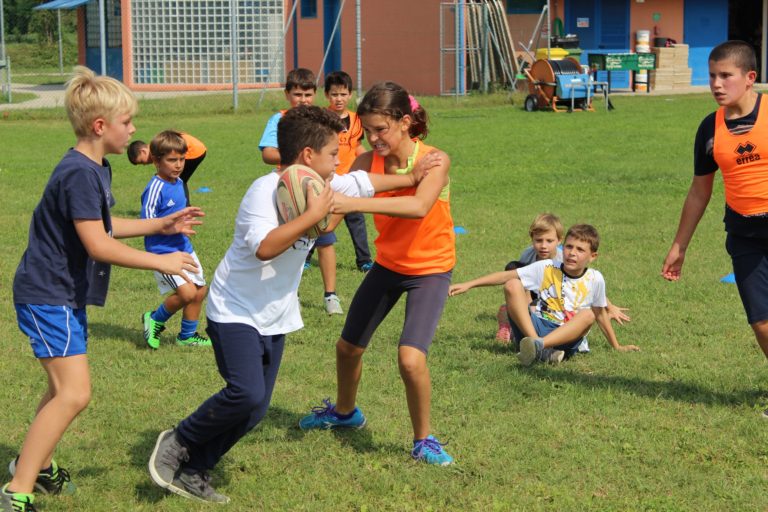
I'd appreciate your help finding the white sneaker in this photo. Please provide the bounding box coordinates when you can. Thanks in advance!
[324,294,343,315]
[547,350,565,364]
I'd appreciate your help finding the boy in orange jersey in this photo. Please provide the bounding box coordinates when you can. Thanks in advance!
[662,40,768,417]
[321,71,372,272]
[128,131,207,206]
[258,68,343,315]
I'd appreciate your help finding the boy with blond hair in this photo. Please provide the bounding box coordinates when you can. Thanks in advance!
[450,224,639,364]
[141,130,210,349]
[2,67,202,512]
[258,68,343,314]
[662,41,768,416]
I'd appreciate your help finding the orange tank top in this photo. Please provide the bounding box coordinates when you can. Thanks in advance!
[181,133,206,160]
[335,111,364,175]
[713,102,768,215]
[371,141,456,275]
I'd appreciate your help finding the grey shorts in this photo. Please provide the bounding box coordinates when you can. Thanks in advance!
[341,263,452,354]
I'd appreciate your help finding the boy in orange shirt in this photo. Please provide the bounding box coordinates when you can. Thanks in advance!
[320,71,372,272]
[662,40,768,416]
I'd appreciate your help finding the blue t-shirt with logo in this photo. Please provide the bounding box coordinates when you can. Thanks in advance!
[13,149,115,308]
[141,175,193,254]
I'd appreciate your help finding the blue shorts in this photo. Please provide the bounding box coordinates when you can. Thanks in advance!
[509,311,587,356]
[341,263,452,354]
[15,304,88,358]
[726,233,768,324]
[315,232,336,247]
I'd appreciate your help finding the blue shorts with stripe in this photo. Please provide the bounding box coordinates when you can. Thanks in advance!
[15,304,88,358]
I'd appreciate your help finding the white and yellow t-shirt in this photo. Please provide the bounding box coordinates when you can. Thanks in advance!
[517,259,607,325]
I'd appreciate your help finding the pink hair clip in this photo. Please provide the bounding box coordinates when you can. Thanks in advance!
[408,94,420,112]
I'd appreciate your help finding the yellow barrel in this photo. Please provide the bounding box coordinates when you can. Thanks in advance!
[535,47,569,61]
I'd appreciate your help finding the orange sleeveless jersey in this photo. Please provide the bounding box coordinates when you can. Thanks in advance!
[370,142,456,275]
[713,103,768,215]
[181,133,206,160]
[335,111,364,175]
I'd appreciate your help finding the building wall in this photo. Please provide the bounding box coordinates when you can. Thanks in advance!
[629,0,684,49]
[291,2,546,96]
[290,2,441,95]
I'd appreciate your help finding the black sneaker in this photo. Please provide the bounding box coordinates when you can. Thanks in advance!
[0,484,35,512]
[8,458,75,495]
[148,429,189,489]
[167,470,230,504]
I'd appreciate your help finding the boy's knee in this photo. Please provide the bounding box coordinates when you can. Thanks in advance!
[195,285,209,302]
[750,319,768,339]
[60,387,91,413]
[175,284,198,304]
[225,385,265,412]
[503,279,524,300]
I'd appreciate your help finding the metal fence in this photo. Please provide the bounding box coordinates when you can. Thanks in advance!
[0,0,287,110]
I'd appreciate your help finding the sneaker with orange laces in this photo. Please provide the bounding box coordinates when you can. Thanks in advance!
[495,304,511,344]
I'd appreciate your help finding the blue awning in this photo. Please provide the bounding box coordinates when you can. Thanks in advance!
[34,0,90,10]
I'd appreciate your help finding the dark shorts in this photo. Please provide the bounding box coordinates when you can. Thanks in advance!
[341,263,452,354]
[315,232,337,247]
[726,233,768,324]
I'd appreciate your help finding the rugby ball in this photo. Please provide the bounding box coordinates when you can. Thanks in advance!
[275,164,330,238]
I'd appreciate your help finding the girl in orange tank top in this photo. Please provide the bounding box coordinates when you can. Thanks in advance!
[299,82,456,465]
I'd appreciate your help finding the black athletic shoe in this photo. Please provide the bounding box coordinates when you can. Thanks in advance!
[8,458,75,495]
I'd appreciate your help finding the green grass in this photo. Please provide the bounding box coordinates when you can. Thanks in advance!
[2,92,767,511]
[6,38,78,73]
[0,91,37,104]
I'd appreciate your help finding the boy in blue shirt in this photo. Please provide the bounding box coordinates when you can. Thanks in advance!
[3,66,202,512]
[141,130,210,349]
[259,68,343,315]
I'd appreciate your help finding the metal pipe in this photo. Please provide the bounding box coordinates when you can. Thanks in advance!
[546,0,550,59]
[259,0,298,106]
[482,2,489,94]
[98,0,106,75]
[316,0,347,86]
[230,0,239,110]
[763,0,767,84]
[0,0,5,63]
[356,0,361,99]
[57,9,63,75]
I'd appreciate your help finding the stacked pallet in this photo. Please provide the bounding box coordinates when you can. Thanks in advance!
[650,44,692,91]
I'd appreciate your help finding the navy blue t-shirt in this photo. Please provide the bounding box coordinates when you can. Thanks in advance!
[13,149,116,308]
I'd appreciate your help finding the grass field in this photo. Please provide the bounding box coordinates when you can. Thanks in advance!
[1,91,767,511]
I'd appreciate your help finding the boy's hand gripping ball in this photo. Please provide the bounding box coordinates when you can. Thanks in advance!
[275,164,330,238]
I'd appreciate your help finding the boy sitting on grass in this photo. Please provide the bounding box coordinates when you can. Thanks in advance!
[450,224,639,365]
[496,214,630,346]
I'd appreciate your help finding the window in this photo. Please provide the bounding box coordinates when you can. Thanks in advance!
[506,0,546,15]
[301,0,317,19]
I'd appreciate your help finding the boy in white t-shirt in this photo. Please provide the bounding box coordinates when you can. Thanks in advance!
[450,224,639,365]
[146,106,435,504]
